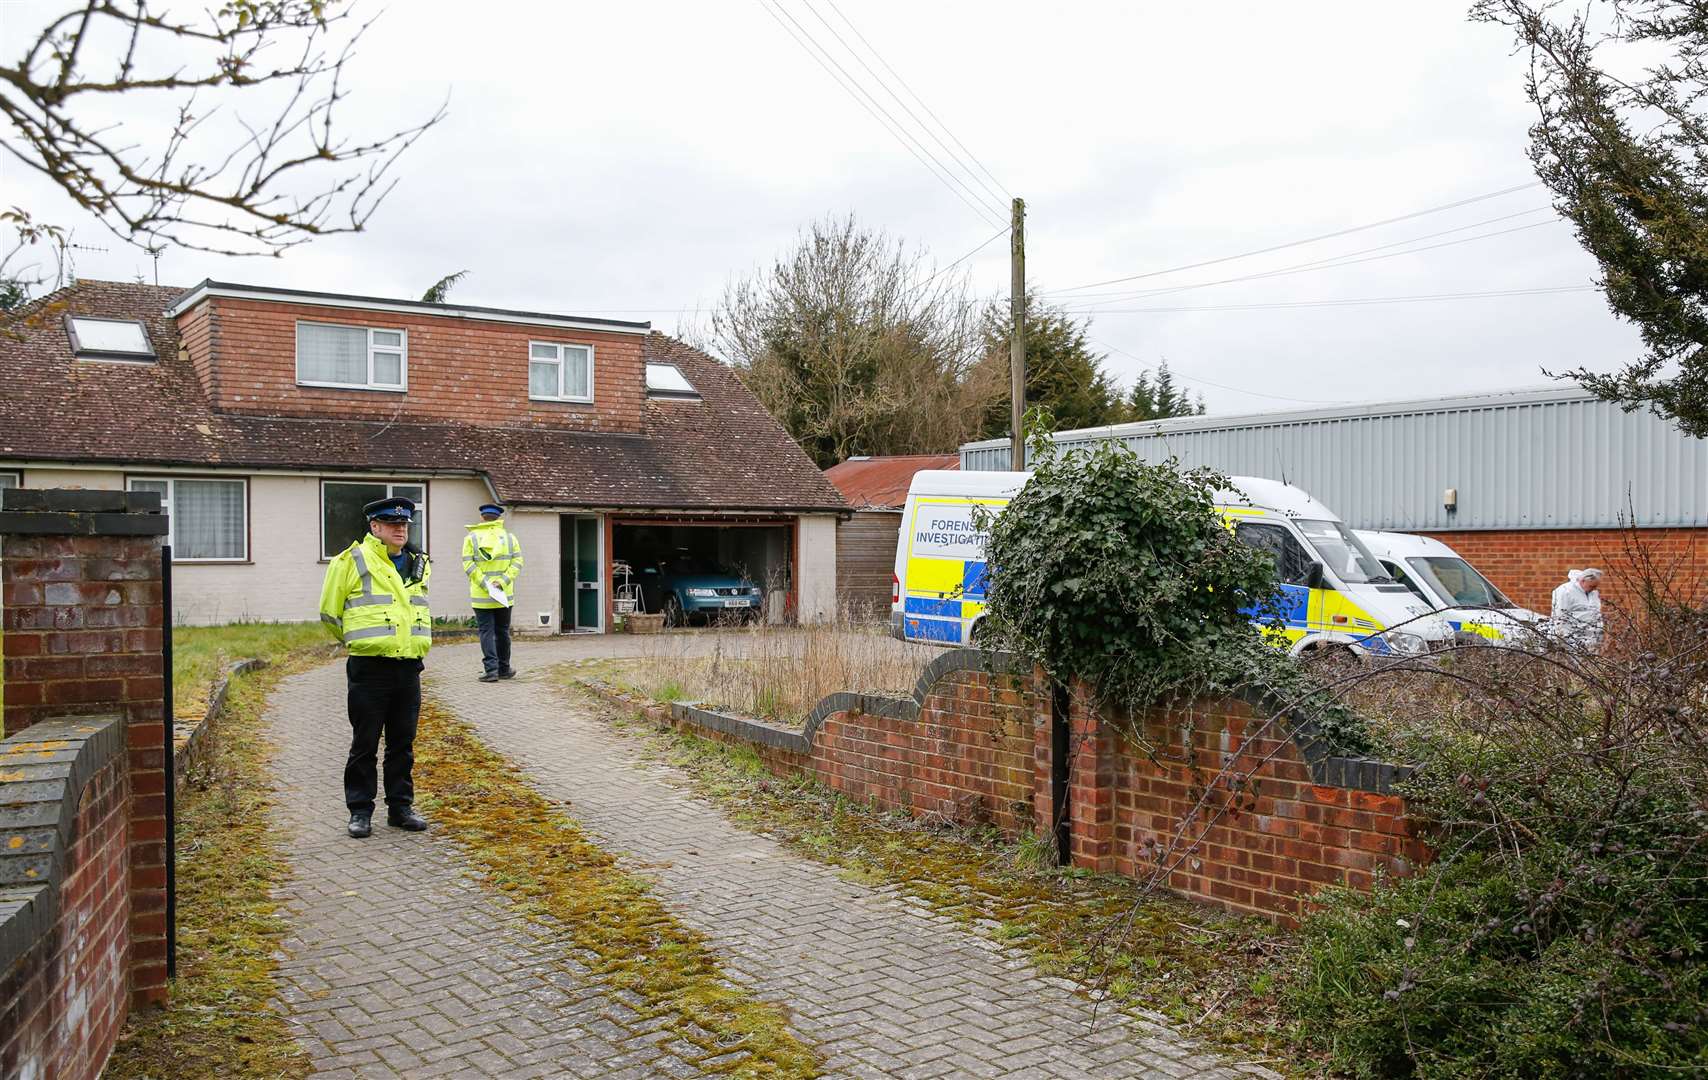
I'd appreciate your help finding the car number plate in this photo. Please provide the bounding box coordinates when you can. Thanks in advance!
[722,598,753,608]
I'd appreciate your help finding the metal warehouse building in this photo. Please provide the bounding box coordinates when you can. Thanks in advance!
[960,387,1708,614]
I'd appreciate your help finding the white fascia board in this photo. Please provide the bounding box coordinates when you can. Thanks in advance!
[165,282,652,337]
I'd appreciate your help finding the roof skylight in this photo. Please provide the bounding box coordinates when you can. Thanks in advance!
[645,362,699,398]
[66,316,155,361]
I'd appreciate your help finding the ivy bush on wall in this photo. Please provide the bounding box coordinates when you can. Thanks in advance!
[975,412,1370,754]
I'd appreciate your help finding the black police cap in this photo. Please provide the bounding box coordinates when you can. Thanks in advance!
[363,497,416,522]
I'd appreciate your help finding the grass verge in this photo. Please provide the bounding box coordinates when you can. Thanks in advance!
[104,656,324,1080]
[410,699,822,1079]
[563,677,1315,1075]
[169,622,329,722]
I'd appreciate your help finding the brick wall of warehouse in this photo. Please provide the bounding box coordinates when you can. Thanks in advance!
[1421,527,1708,616]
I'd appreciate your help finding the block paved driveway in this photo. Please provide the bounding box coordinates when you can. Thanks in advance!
[264,635,1278,1079]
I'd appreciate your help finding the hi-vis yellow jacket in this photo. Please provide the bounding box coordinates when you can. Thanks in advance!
[318,534,433,659]
[461,519,523,609]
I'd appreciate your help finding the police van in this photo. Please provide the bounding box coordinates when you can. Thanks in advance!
[1355,529,1543,647]
[890,470,1453,658]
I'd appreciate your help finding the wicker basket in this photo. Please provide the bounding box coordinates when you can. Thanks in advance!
[624,613,666,635]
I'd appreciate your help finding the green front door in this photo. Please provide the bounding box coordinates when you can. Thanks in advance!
[574,516,601,631]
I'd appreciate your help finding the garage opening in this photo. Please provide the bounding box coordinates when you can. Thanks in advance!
[612,519,792,627]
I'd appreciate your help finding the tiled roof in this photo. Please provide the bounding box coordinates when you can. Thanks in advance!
[0,280,846,513]
[824,454,960,509]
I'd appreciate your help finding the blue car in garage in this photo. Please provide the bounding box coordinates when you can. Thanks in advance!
[645,554,764,626]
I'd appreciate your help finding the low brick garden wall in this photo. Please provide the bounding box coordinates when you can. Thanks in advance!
[587,649,1428,923]
[0,715,131,1080]
[1072,696,1429,920]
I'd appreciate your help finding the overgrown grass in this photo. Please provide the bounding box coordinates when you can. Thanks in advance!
[104,656,325,1080]
[169,622,329,723]
[570,681,1313,1074]
[411,700,822,1078]
[600,619,934,725]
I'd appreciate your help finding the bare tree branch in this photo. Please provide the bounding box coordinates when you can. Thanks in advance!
[0,0,444,264]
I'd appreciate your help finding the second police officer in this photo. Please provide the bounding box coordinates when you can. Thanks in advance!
[462,501,523,682]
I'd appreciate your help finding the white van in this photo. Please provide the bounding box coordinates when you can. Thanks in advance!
[891,470,1453,658]
[1355,530,1544,646]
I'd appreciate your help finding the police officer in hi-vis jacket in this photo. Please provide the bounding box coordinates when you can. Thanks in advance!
[318,497,432,839]
[461,502,523,683]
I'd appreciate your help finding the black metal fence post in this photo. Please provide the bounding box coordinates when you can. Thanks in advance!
[162,543,176,980]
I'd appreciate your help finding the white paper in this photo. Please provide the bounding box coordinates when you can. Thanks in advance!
[486,581,511,607]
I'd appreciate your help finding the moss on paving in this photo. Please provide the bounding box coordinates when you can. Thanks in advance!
[411,700,822,1079]
[104,653,326,1080]
[555,666,1317,1076]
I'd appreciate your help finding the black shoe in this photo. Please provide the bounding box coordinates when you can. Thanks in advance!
[387,807,428,832]
[348,812,372,839]
[478,672,499,683]
[497,669,516,680]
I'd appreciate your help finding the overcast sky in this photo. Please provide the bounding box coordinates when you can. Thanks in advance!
[4,1,1645,416]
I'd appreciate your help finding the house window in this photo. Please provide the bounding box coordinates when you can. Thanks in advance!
[645,363,700,399]
[321,480,426,559]
[66,316,156,362]
[0,472,18,489]
[127,477,248,561]
[297,322,407,391]
[528,342,593,402]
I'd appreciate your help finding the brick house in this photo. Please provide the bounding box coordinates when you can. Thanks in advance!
[0,279,847,629]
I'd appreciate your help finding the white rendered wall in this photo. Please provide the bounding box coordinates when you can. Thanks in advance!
[23,468,124,489]
[160,474,494,626]
[796,514,838,624]
[503,509,564,635]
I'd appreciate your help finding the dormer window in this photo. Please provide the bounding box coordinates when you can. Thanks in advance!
[645,363,699,400]
[66,316,155,362]
[529,342,594,403]
[296,321,407,392]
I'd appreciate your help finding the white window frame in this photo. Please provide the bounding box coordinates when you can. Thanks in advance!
[320,479,429,560]
[296,320,408,393]
[0,471,19,488]
[528,340,595,403]
[126,476,249,562]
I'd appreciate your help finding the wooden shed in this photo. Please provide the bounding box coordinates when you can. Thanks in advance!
[823,454,958,620]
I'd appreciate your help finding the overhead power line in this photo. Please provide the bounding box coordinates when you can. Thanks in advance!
[917,224,1010,288]
[1041,181,1547,296]
[756,0,1006,228]
[820,0,1013,205]
[1061,207,1559,304]
[1060,284,1597,315]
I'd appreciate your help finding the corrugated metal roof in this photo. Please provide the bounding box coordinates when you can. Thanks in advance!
[824,454,959,509]
[960,387,1708,531]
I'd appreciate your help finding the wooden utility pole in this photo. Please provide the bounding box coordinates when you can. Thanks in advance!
[1009,197,1026,471]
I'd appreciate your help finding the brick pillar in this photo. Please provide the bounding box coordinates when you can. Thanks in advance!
[1066,680,1116,872]
[1030,666,1058,851]
[0,488,170,1008]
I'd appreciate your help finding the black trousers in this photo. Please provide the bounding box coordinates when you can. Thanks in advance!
[474,606,513,676]
[344,655,422,814]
